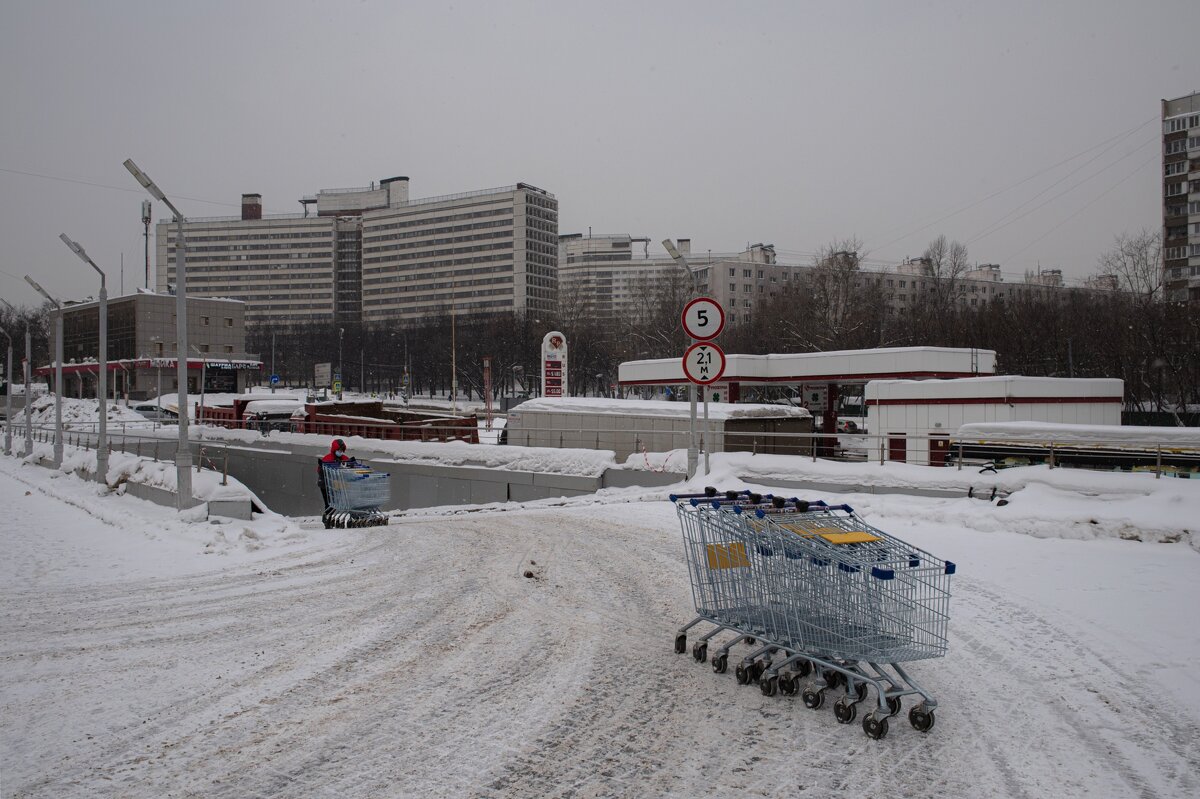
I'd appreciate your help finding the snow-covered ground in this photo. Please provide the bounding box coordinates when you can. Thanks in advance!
[2,449,1199,798]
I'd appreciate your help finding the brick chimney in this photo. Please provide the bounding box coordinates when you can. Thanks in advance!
[241,193,262,220]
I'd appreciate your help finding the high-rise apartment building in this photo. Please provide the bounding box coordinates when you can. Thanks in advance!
[1162,92,1200,303]
[156,178,558,326]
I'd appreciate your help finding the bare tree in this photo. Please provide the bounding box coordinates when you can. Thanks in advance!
[1095,228,1162,300]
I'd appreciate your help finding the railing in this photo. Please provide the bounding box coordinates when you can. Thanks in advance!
[12,419,1200,480]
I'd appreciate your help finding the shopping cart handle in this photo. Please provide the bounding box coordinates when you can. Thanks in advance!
[670,487,746,502]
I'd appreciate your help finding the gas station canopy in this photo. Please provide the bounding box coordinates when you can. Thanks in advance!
[618,347,996,389]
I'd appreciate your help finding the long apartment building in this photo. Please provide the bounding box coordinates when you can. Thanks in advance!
[560,233,1115,326]
[1162,91,1200,303]
[558,234,689,321]
[156,177,558,326]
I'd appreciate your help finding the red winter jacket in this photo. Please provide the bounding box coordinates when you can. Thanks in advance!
[321,440,349,463]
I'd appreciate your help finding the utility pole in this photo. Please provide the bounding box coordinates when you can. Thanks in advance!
[142,200,152,290]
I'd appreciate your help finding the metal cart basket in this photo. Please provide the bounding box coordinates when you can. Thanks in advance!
[318,460,391,528]
[672,488,955,739]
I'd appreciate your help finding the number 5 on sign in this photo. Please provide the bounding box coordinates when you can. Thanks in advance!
[682,297,725,341]
[682,342,726,385]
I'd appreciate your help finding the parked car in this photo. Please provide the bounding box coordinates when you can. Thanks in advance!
[132,403,178,423]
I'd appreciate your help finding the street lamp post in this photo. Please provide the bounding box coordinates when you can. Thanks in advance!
[22,314,32,455]
[0,298,16,456]
[338,327,344,400]
[662,239,702,478]
[24,276,63,467]
[60,234,108,484]
[190,345,207,423]
[0,321,11,456]
[124,158,193,509]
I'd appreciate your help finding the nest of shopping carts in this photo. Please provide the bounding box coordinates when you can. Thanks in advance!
[671,487,956,740]
[318,460,391,529]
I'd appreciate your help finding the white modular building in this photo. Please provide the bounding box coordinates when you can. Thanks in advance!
[504,397,812,461]
[865,376,1124,465]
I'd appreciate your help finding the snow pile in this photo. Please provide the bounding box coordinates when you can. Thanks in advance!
[184,425,619,477]
[657,451,1200,550]
[16,395,148,428]
[6,448,319,558]
[514,396,812,420]
[958,421,1200,449]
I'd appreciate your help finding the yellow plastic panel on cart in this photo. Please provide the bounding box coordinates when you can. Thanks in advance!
[706,542,750,569]
[818,531,882,545]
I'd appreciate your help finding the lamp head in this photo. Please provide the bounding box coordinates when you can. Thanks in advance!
[23,275,60,308]
[123,158,168,202]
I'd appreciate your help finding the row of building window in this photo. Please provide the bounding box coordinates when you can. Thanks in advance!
[1165,245,1200,260]
[364,229,514,256]
[367,205,515,233]
[1165,114,1200,133]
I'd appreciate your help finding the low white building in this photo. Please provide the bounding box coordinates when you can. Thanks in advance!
[865,376,1124,465]
[504,397,812,461]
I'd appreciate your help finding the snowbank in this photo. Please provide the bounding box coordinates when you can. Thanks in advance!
[16,395,148,427]
[958,421,1200,448]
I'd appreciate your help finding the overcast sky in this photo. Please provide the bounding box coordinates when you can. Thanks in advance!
[1,0,1196,306]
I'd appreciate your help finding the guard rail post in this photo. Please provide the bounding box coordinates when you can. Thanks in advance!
[1156,445,1161,479]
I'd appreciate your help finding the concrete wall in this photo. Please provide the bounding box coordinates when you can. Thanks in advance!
[109,436,679,516]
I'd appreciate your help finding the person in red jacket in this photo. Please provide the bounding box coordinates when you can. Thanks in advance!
[321,438,349,463]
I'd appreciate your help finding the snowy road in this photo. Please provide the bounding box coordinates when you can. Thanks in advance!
[2,460,1199,798]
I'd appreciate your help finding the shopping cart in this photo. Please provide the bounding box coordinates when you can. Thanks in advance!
[671,487,955,739]
[318,460,391,528]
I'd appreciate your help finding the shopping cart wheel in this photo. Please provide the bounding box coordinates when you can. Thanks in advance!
[750,659,768,682]
[822,669,842,690]
[778,673,798,696]
[849,681,868,703]
[834,698,857,724]
[745,637,756,645]
[886,696,902,717]
[801,688,825,710]
[692,642,707,663]
[908,706,936,732]
[735,662,753,685]
[760,676,778,697]
[862,713,889,740]
[674,634,687,654]
[712,653,728,674]
[793,659,812,678]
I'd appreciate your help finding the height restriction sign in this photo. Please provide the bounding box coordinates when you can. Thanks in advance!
[681,297,725,341]
[682,341,726,385]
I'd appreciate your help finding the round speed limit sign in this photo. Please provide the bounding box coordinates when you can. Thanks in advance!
[681,297,725,341]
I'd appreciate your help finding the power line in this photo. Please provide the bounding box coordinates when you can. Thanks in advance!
[998,150,1161,266]
[871,115,1158,253]
[966,133,1157,246]
[0,166,260,211]
[963,124,1152,244]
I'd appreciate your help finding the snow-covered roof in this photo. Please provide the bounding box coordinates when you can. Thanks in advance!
[242,399,304,415]
[866,376,1123,402]
[618,347,997,385]
[513,396,811,420]
[957,421,1200,449]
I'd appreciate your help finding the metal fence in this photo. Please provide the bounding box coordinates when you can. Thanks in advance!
[15,416,1199,479]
